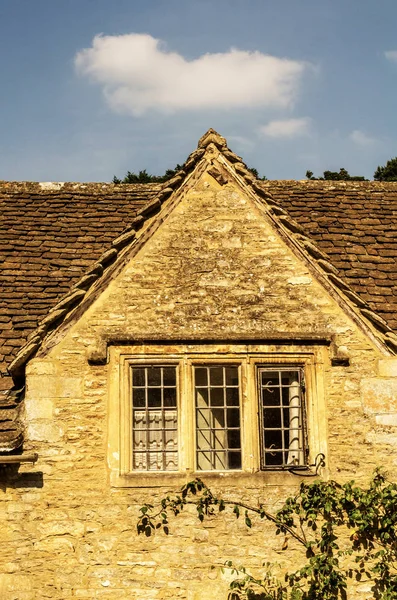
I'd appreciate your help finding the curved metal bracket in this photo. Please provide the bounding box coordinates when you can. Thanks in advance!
[288,453,326,477]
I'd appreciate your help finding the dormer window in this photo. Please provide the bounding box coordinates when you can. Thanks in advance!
[108,343,326,486]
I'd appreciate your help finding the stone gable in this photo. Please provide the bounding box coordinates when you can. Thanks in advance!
[49,169,379,357]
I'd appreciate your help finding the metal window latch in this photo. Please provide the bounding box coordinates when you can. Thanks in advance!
[288,453,326,477]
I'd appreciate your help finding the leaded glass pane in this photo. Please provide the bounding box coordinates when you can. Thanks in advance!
[259,367,306,469]
[195,365,241,471]
[131,366,178,471]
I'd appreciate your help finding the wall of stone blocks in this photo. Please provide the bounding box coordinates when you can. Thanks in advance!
[1,171,397,599]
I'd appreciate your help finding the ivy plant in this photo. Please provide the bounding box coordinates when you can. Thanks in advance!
[137,470,397,599]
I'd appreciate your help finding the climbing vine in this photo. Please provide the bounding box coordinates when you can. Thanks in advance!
[137,470,397,599]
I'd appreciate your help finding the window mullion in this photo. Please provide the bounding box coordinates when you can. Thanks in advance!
[179,359,194,472]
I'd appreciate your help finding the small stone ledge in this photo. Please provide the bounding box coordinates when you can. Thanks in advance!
[184,148,205,170]
[361,308,389,332]
[86,333,333,366]
[317,259,339,275]
[111,230,136,251]
[207,166,228,186]
[111,468,327,489]
[99,248,118,268]
[330,338,351,367]
[87,341,108,365]
[74,274,99,290]
[0,452,38,465]
[54,289,86,311]
[327,273,350,292]
[198,128,227,149]
[302,239,329,261]
[278,215,306,235]
[343,289,368,309]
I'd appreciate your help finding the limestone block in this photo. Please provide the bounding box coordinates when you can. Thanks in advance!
[378,358,397,377]
[26,359,57,376]
[361,379,397,413]
[366,431,397,446]
[0,574,32,592]
[287,275,312,286]
[192,528,209,542]
[25,395,53,419]
[7,502,33,513]
[34,536,75,553]
[27,420,63,442]
[58,377,83,398]
[26,375,57,399]
[38,520,85,538]
[2,563,19,574]
[376,413,397,426]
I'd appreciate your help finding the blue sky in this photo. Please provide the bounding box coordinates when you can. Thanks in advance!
[0,0,396,181]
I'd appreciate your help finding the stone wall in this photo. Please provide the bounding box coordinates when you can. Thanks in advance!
[1,170,397,599]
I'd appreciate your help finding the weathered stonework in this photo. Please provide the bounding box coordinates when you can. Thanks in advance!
[1,147,397,599]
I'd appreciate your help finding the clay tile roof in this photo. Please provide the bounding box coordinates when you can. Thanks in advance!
[263,181,397,332]
[0,181,160,387]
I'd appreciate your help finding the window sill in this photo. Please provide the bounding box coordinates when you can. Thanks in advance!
[111,468,324,488]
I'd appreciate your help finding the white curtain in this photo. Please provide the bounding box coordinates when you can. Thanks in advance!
[133,410,178,471]
[287,375,303,465]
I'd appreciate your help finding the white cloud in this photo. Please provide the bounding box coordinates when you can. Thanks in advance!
[349,129,377,146]
[385,50,397,63]
[75,33,310,116]
[259,117,312,139]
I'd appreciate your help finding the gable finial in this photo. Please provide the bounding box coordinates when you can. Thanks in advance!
[198,129,227,150]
